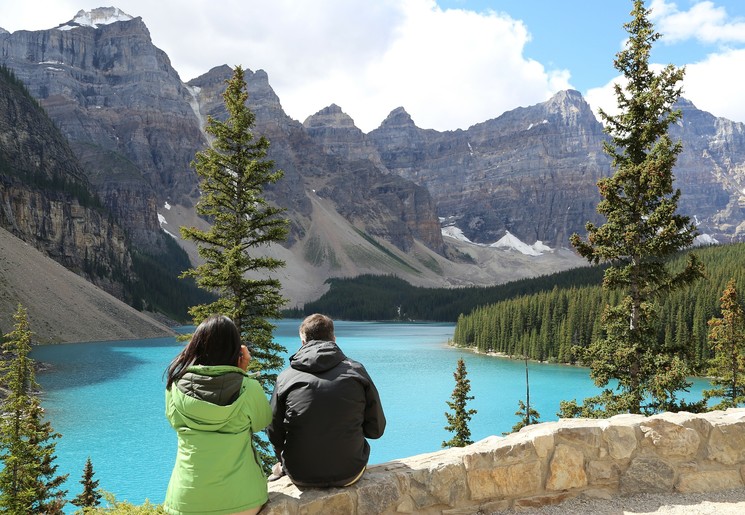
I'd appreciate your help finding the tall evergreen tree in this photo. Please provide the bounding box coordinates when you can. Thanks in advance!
[703,279,745,409]
[180,65,289,472]
[71,456,102,510]
[562,0,703,417]
[442,358,477,448]
[0,305,68,514]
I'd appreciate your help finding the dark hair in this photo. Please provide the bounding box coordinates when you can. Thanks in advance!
[166,315,242,388]
[299,313,335,343]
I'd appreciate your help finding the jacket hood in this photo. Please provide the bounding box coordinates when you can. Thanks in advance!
[169,365,247,432]
[290,340,346,374]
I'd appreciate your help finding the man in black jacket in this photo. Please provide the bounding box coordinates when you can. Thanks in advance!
[267,313,386,487]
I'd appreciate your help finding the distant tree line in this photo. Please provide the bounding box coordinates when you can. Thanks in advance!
[126,235,216,322]
[293,266,607,322]
[452,243,745,372]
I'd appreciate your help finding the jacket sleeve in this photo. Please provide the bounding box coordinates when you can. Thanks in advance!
[266,379,286,461]
[361,369,386,439]
[243,378,272,432]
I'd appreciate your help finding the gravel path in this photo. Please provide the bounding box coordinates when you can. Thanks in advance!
[503,489,745,514]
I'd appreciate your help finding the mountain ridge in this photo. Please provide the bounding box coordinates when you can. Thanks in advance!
[1,8,744,326]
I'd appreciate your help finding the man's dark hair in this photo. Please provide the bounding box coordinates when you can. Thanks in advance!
[300,314,335,343]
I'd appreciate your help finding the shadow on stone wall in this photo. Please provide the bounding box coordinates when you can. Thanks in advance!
[264,408,745,514]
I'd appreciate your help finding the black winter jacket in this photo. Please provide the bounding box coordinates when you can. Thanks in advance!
[267,340,386,486]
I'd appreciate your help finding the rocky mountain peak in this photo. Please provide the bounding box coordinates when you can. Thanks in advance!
[543,89,596,126]
[304,104,358,130]
[58,7,135,30]
[379,107,417,129]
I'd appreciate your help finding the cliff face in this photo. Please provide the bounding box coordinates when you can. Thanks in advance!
[369,91,745,245]
[671,100,745,237]
[187,66,445,254]
[0,67,132,297]
[3,8,744,308]
[0,10,205,247]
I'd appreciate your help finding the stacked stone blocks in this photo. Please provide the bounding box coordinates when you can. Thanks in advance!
[265,408,745,514]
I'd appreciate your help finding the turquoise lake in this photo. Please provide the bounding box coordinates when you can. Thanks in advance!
[30,319,712,508]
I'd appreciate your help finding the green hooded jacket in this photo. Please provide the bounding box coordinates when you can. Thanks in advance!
[164,365,272,515]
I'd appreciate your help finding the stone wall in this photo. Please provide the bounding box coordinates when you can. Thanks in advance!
[265,408,745,514]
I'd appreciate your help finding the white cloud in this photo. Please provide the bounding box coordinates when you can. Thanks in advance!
[683,48,745,123]
[586,48,745,127]
[305,1,571,132]
[585,2,745,126]
[650,0,745,44]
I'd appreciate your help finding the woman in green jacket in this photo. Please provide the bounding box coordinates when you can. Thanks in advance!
[164,315,272,515]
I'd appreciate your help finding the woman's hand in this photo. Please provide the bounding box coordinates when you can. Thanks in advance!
[238,345,251,371]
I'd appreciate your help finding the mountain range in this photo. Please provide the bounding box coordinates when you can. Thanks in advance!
[1,7,744,337]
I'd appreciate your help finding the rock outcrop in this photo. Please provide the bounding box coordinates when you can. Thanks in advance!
[369,91,745,245]
[0,66,133,297]
[0,8,205,248]
[265,408,745,514]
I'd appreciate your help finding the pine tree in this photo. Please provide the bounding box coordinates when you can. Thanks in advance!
[508,400,541,434]
[71,456,102,509]
[507,355,541,434]
[703,279,745,409]
[0,305,68,514]
[180,65,289,472]
[562,0,704,417]
[442,358,477,448]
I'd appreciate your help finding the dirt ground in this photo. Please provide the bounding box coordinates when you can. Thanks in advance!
[0,227,173,343]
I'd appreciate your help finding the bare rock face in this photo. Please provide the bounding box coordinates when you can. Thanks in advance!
[302,104,444,253]
[0,66,133,297]
[670,99,745,239]
[0,9,205,248]
[369,91,611,246]
[188,67,445,254]
[369,90,745,246]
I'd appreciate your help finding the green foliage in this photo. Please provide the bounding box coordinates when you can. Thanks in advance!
[506,355,541,434]
[179,66,289,472]
[703,279,745,409]
[75,492,165,514]
[126,236,216,321]
[452,244,744,369]
[302,266,606,322]
[442,358,477,448]
[0,305,68,514]
[508,400,541,434]
[71,457,102,510]
[563,0,704,415]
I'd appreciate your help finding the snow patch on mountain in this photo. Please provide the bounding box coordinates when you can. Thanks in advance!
[693,234,719,246]
[57,8,133,31]
[441,225,473,243]
[441,225,552,256]
[490,231,543,256]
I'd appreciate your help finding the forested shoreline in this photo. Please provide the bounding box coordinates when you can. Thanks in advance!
[452,243,745,371]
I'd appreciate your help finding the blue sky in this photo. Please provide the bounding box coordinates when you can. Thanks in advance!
[2,0,745,132]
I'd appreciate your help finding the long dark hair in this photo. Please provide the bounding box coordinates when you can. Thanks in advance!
[166,315,242,389]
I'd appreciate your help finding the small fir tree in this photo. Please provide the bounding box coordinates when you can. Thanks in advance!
[72,456,102,509]
[0,305,68,514]
[180,65,289,471]
[703,279,745,409]
[562,0,703,417]
[509,400,541,434]
[442,358,477,448]
[507,355,541,434]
